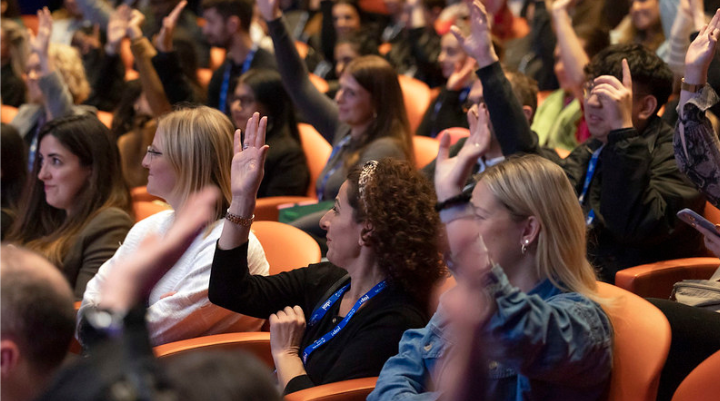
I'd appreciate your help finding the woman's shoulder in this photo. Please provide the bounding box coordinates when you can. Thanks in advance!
[83,207,135,233]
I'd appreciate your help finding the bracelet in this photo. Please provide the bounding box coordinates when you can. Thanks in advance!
[225,209,254,227]
[681,78,705,94]
[435,191,472,212]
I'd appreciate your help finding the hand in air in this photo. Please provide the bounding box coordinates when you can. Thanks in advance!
[450,0,498,68]
[231,113,269,199]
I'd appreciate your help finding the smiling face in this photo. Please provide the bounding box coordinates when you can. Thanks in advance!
[438,33,467,79]
[37,134,91,214]
[141,130,178,205]
[334,42,360,77]
[230,82,262,128]
[630,0,660,31]
[319,181,365,267]
[333,3,361,36]
[335,72,374,128]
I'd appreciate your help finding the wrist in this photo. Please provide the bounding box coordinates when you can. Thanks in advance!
[474,52,499,70]
[229,198,255,216]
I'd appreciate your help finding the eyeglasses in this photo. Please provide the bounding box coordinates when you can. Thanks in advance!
[146,146,163,161]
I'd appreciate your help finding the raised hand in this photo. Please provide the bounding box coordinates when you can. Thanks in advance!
[434,104,490,202]
[126,8,146,40]
[450,0,498,68]
[231,112,269,200]
[551,0,574,15]
[446,57,477,91]
[685,9,720,85]
[257,0,282,22]
[590,58,634,133]
[155,0,187,52]
[106,4,130,55]
[30,7,52,57]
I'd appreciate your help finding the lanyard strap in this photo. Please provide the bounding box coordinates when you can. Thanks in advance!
[302,280,387,364]
[218,45,258,113]
[578,145,604,225]
[317,135,351,200]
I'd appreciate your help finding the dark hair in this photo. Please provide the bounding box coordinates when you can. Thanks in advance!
[343,55,413,168]
[111,80,149,139]
[584,43,673,111]
[201,0,253,33]
[0,247,75,374]
[346,158,445,305]
[237,69,301,143]
[335,30,379,58]
[163,351,281,401]
[505,69,539,116]
[575,25,611,60]
[1,123,27,212]
[7,115,132,266]
[334,0,366,25]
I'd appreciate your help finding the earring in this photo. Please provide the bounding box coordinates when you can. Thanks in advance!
[521,239,529,254]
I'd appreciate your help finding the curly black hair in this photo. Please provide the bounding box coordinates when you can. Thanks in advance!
[346,158,446,306]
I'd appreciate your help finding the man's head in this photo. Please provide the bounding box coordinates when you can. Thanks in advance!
[201,0,253,48]
[1,245,75,401]
[583,43,672,138]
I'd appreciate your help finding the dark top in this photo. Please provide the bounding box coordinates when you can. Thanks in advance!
[83,50,126,112]
[209,242,428,394]
[385,26,443,88]
[152,50,206,105]
[1,63,26,107]
[416,86,470,138]
[478,61,705,282]
[259,125,309,198]
[206,48,278,110]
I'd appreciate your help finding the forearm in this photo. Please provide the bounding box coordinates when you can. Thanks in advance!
[75,0,112,30]
[275,351,309,391]
[319,0,336,61]
[130,37,172,116]
[553,9,589,92]
[39,71,74,120]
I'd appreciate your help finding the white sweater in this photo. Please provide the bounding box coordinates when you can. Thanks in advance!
[79,210,270,345]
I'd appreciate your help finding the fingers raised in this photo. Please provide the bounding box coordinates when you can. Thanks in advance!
[621,58,632,90]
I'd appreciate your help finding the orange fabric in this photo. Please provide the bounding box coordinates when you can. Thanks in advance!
[596,282,671,401]
[255,196,317,221]
[1,105,18,124]
[251,221,321,275]
[133,201,171,223]
[154,332,274,368]
[298,123,332,198]
[412,136,440,169]
[131,186,163,203]
[438,127,470,146]
[671,350,720,401]
[96,110,113,128]
[309,73,329,94]
[398,75,432,134]
[285,377,378,401]
[197,68,213,90]
[615,257,719,299]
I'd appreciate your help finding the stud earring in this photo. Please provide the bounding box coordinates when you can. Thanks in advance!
[521,239,529,254]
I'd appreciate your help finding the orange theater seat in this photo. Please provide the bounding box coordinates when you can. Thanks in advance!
[251,221,321,275]
[21,15,39,35]
[358,0,389,14]
[615,257,720,299]
[1,105,18,123]
[131,186,163,203]
[197,68,213,90]
[154,332,274,368]
[671,349,720,401]
[554,147,570,158]
[398,75,432,134]
[295,40,309,59]
[309,73,329,93]
[96,110,113,128]
[210,47,226,71]
[285,377,378,401]
[133,201,171,222]
[438,127,470,146]
[412,136,440,169]
[255,196,317,221]
[596,282,671,401]
[298,123,332,198]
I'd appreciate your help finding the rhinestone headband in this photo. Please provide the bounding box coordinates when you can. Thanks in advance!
[358,160,379,207]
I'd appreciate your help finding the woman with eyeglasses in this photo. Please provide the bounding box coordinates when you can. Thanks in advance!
[79,106,269,347]
[209,113,444,395]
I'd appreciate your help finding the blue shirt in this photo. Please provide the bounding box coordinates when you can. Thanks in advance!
[368,265,613,401]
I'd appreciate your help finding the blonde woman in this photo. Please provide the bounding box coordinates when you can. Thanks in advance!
[79,106,269,346]
[370,119,613,400]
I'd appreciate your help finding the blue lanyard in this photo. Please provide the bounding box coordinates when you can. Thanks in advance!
[317,135,351,200]
[578,145,604,225]
[302,280,387,364]
[218,45,258,113]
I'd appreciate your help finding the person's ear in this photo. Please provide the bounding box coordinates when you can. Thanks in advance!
[520,216,540,252]
[358,223,373,247]
[522,105,534,124]
[1,339,20,377]
[636,94,658,121]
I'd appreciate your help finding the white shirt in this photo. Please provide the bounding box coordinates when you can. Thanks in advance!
[79,210,270,345]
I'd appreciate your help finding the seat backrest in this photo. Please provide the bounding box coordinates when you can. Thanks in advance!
[671,349,720,401]
[412,136,440,169]
[703,201,720,225]
[254,196,317,221]
[133,201,171,223]
[210,47,226,71]
[398,75,432,134]
[309,73,329,93]
[131,186,163,203]
[197,68,213,90]
[251,221,321,275]
[298,123,332,198]
[284,377,378,401]
[96,110,113,129]
[154,332,273,368]
[615,257,720,299]
[596,282,672,401]
[438,127,470,146]
[1,104,18,124]
[21,15,39,35]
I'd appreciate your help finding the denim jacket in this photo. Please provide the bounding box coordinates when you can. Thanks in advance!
[369,265,613,401]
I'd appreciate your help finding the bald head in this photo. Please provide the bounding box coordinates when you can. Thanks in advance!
[1,245,75,376]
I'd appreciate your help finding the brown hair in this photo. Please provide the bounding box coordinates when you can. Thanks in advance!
[346,158,445,305]
[343,56,413,169]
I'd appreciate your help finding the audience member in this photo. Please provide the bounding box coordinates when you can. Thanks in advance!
[1,245,76,401]
[209,114,444,394]
[36,187,281,401]
[453,0,705,282]
[6,115,133,300]
[371,146,613,400]
[230,69,309,197]
[0,19,29,107]
[1,123,26,239]
[614,0,666,53]
[79,106,269,347]
[10,8,94,168]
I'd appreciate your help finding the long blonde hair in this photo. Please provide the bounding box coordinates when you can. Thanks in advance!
[478,155,600,301]
[48,44,91,104]
[155,106,234,220]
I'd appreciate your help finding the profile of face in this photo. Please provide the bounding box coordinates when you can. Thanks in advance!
[37,134,91,214]
[334,42,360,77]
[438,33,468,79]
[142,130,178,204]
[630,0,660,31]
[335,71,374,128]
[319,182,365,266]
[24,52,44,104]
[332,3,361,37]
[202,8,233,48]
[230,83,261,128]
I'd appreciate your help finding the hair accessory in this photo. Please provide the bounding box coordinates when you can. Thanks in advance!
[358,160,379,207]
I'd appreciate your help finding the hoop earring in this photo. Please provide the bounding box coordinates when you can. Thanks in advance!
[521,239,529,254]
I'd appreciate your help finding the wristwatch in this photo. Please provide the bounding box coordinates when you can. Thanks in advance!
[681,78,705,93]
[82,307,126,339]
